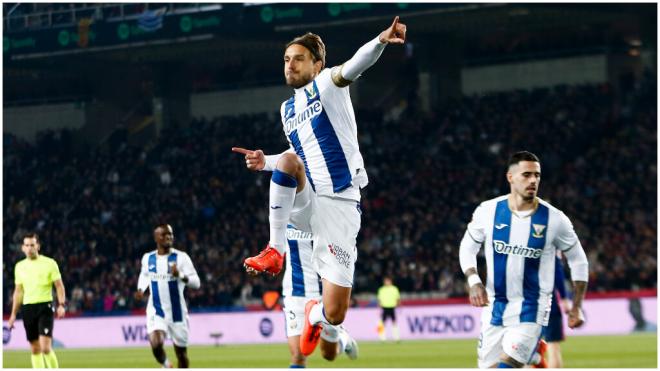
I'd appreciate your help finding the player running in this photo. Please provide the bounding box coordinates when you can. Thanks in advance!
[136,224,201,368]
[233,16,407,357]
[458,151,589,368]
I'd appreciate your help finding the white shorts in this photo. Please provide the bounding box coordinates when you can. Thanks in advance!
[477,321,542,368]
[283,296,321,337]
[146,313,190,347]
[290,183,361,288]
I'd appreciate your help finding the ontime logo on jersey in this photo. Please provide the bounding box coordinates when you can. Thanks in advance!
[492,240,543,259]
[148,272,175,281]
[286,229,313,241]
[284,100,323,135]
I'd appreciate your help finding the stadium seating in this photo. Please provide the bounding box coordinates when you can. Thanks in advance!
[3,75,656,315]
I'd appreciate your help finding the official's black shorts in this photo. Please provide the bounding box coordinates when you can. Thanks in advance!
[381,307,396,322]
[22,302,54,342]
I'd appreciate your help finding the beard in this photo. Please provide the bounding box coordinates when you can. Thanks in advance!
[285,71,314,89]
[521,189,536,201]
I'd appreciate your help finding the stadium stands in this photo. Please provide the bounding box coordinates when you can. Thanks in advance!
[3,74,656,315]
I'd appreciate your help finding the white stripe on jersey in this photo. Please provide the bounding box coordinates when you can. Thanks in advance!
[282,226,321,298]
[467,196,579,326]
[280,68,368,201]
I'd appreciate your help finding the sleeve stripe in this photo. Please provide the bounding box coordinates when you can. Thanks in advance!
[561,242,578,252]
[467,230,484,244]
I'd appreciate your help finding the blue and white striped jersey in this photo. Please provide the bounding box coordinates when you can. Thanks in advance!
[466,195,583,326]
[280,68,368,201]
[282,225,321,298]
[138,248,199,322]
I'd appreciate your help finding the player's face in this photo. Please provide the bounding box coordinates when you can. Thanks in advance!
[21,237,40,259]
[284,44,322,89]
[508,161,541,201]
[154,225,174,248]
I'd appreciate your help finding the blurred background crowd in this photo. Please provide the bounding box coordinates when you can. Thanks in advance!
[4,72,656,315]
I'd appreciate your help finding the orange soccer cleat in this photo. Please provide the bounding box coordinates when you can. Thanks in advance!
[300,299,323,356]
[532,339,548,368]
[243,245,284,275]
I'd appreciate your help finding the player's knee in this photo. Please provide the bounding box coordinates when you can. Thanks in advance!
[323,303,348,325]
[150,338,164,349]
[41,345,52,354]
[323,309,346,325]
[277,153,304,175]
[30,344,41,355]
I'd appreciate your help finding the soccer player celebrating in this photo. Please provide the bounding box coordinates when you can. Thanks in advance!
[8,233,66,368]
[234,16,407,357]
[136,224,200,368]
[458,151,589,368]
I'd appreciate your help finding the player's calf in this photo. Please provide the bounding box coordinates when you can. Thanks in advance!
[174,345,189,368]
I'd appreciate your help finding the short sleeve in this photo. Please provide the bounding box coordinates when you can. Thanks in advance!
[466,204,487,244]
[180,253,198,277]
[50,259,62,282]
[14,263,22,286]
[554,212,580,251]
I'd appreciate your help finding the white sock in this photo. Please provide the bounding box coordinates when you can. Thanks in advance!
[308,302,331,326]
[269,169,297,255]
[320,324,339,343]
[337,327,351,354]
[162,358,172,368]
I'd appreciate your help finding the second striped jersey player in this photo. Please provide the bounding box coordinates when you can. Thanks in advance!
[137,224,200,368]
[459,151,588,368]
[282,225,358,367]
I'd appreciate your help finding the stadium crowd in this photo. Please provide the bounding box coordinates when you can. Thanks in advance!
[3,75,656,315]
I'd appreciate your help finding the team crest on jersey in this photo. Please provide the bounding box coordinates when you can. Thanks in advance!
[304,86,318,100]
[532,224,546,238]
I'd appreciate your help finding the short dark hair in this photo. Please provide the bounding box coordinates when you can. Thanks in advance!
[508,151,540,168]
[154,223,170,231]
[23,232,40,244]
[286,32,326,68]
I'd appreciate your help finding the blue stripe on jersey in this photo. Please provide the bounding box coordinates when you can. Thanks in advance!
[284,96,296,120]
[309,81,352,193]
[167,253,183,322]
[287,239,306,297]
[520,204,549,323]
[491,199,512,326]
[149,253,165,318]
[289,129,316,192]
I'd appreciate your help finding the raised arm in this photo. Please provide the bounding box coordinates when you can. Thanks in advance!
[331,16,407,87]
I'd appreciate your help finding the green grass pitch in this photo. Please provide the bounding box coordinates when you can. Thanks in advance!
[3,333,656,368]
